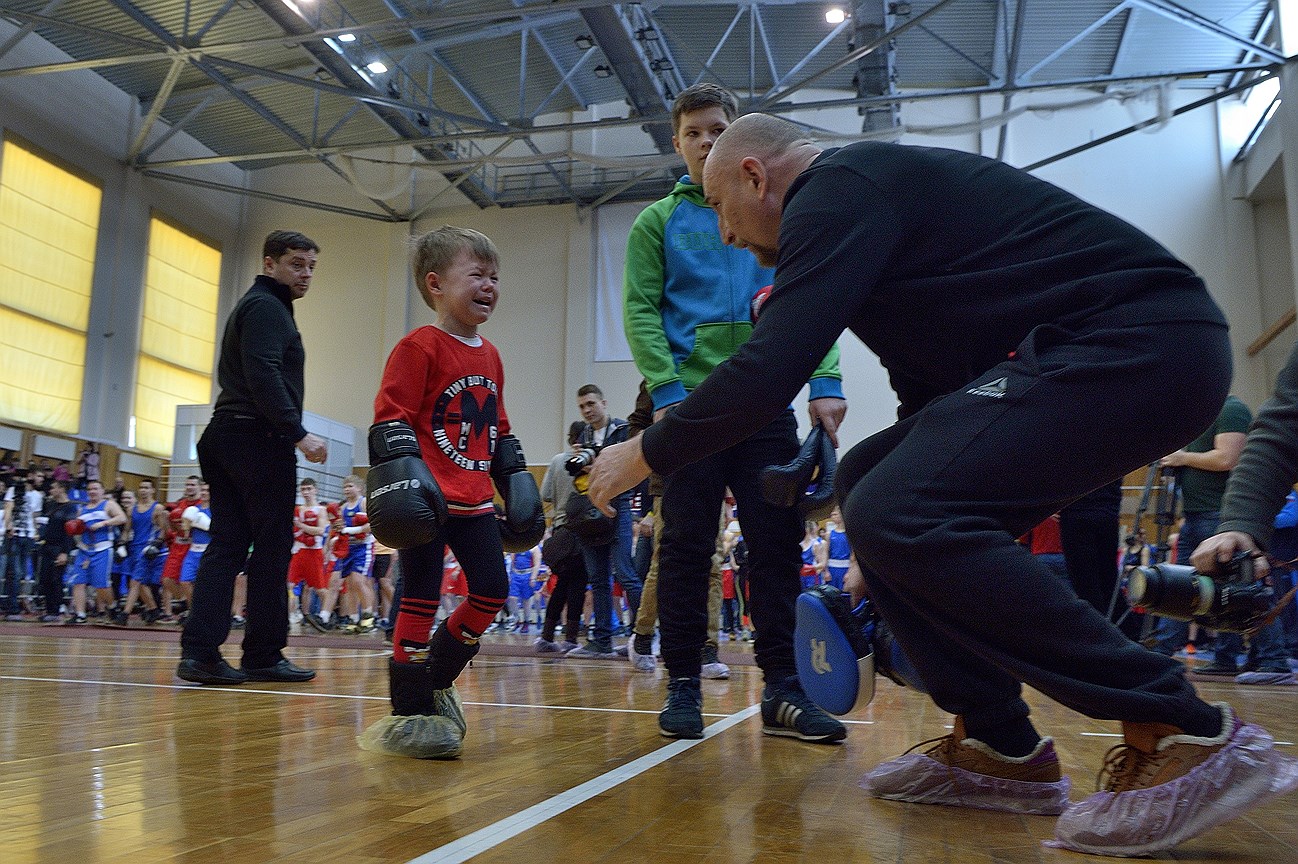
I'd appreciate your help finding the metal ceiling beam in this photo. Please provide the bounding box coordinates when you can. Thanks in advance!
[1132,0,1285,65]
[0,7,159,52]
[137,93,217,160]
[0,0,65,64]
[246,0,495,208]
[94,0,406,216]
[759,18,851,97]
[996,0,1026,160]
[581,6,675,152]
[528,28,589,115]
[199,54,505,132]
[852,1,900,134]
[126,55,185,163]
[191,0,239,44]
[1019,2,1131,82]
[751,5,780,87]
[755,0,959,108]
[1020,68,1279,171]
[192,58,403,217]
[141,169,403,221]
[914,21,997,81]
[0,52,172,78]
[138,59,1281,171]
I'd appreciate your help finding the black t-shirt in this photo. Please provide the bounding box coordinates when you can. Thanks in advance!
[643,142,1226,476]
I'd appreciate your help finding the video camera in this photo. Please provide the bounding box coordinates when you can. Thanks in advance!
[564,444,601,477]
[1126,552,1277,633]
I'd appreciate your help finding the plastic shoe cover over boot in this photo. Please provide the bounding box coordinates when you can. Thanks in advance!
[1047,704,1298,857]
[356,713,464,759]
[861,719,1071,815]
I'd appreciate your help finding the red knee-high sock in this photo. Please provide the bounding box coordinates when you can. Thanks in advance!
[392,597,439,663]
[445,593,505,643]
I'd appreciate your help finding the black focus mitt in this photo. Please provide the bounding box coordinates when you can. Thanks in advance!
[761,424,836,520]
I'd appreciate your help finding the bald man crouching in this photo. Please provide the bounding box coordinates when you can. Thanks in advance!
[587,113,1298,856]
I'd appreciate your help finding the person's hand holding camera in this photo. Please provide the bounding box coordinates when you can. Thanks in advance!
[1191,531,1269,579]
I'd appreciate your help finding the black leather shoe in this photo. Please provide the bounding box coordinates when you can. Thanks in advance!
[241,659,316,682]
[177,658,249,685]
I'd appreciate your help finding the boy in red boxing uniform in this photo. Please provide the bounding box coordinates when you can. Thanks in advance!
[159,475,201,621]
[287,478,328,624]
[358,226,543,760]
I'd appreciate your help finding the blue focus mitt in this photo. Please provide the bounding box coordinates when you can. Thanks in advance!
[794,585,926,716]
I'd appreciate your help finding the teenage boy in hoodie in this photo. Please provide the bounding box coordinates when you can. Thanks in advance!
[622,84,847,742]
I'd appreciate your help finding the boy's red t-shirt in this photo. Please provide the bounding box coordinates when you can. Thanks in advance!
[374,326,510,516]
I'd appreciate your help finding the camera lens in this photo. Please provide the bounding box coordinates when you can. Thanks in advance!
[1127,564,1214,620]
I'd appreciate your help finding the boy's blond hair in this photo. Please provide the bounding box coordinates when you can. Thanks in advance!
[411,226,500,308]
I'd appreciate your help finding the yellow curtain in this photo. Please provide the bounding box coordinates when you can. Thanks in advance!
[0,138,100,433]
[133,217,221,456]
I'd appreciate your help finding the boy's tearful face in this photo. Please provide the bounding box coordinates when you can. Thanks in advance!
[428,249,500,336]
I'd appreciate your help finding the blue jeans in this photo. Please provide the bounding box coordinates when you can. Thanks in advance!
[3,536,34,614]
[1278,569,1298,658]
[580,495,642,649]
[1153,511,1218,655]
[1243,618,1291,671]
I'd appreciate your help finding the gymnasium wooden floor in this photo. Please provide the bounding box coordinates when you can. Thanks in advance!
[1,626,1295,864]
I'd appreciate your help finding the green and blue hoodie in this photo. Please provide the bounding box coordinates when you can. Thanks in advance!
[623,176,843,411]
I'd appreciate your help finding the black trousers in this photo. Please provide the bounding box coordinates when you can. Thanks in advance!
[35,550,65,614]
[542,549,588,643]
[658,410,801,681]
[398,514,508,607]
[838,321,1230,734]
[1060,512,1143,641]
[180,417,297,669]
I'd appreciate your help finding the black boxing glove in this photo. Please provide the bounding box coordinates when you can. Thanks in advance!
[366,420,448,549]
[761,424,837,520]
[490,434,545,553]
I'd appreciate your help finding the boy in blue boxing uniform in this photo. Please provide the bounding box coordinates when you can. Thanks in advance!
[65,480,126,624]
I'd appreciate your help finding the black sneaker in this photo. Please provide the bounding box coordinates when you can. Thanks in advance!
[659,676,704,739]
[1192,661,1240,677]
[761,676,847,743]
[303,613,332,633]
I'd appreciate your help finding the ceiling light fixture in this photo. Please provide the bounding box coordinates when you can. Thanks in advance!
[826,8,847,24]
[635,26,659,41]
[593,64,612,78]
[366,60,388,74]
[574,35,594,49]
[338,32,356,43]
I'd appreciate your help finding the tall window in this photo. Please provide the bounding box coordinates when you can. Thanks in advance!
[0,136,101,433]
[132,216,221,457]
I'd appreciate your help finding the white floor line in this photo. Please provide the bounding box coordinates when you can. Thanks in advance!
[0,649,391,661]
[0,674,734,717]
[406,704,762,864]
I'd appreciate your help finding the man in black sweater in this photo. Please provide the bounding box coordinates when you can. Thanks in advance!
[35,479,77,621]
[177,231,328,686]
[588,114,1297,856]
